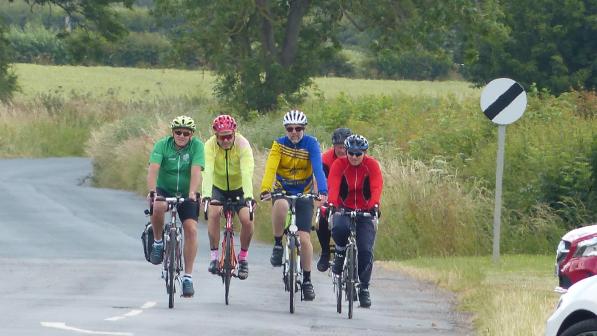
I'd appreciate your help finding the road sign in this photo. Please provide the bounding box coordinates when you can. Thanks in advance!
[480,78,527,263]
[480,78,527,125]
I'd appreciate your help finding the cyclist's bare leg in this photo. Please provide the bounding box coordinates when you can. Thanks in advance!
[150,201,167,240]
[182,219,198,274]
[207,204,222,249]
[238,207,254,250]
[271,199,288,237]
[298,231,313,272]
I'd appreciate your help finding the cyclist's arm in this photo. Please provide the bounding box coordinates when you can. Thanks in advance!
[189,165,202,199]
[368,158,384,208]
[189,139,205,199]
[327,159,344,206]
[147,163,160,192]
[260,140,282,193]
[308,139,327,194]
[238,136,255,199]
[147,140,164,192]
[201,138,216,198]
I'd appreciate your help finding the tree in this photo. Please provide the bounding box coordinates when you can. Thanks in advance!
[0,0,135,101]
[154,0,504,113]
[0,20,18,102]
[465,0,597,94]
[154,0,346,113]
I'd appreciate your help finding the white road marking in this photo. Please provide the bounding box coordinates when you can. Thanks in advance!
[105,301,155,321]
[140,301,156,309]
[40,322,133,335]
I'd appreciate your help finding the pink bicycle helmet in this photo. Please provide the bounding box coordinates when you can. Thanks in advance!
[212,115,237,132]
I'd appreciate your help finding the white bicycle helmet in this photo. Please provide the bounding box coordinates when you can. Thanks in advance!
[282,109,308,126]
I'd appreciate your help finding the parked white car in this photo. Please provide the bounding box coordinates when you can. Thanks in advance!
[546,276,597,336]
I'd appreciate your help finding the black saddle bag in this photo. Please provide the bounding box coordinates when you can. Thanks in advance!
[141,222,154,262]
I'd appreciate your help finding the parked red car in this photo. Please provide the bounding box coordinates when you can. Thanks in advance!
[556,224,597,290]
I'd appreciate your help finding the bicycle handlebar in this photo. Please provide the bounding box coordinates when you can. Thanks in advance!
[147,192,200,216]
[202,196,255,221]
[269,191,321,201]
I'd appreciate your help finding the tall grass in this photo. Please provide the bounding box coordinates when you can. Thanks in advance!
[390,255,560,335]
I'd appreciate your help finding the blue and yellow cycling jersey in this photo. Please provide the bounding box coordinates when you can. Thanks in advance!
[260,134,327,195]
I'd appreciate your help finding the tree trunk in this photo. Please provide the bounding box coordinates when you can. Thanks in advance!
[281,0,309,67]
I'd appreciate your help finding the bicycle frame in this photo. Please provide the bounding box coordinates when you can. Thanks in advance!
[204,197,253,305]
[271,192,319,313]
[151,195,185,309]
[332,208,374,319]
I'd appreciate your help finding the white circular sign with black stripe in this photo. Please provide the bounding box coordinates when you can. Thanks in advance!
[480,78,527,125]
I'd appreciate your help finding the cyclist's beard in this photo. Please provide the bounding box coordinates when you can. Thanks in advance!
[290,134,303,144]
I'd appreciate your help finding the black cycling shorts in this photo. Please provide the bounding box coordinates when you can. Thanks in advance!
[211,187,246,213]
[272,194,314,233]
[156,188,199,222]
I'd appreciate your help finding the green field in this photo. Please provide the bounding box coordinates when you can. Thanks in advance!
[13,63,479,100]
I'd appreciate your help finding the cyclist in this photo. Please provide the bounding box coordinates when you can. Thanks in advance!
[327,134,383,308]
[201,115,255,280]
[147,115,205,298]
[260,109,328,301]
[316,127,352,272]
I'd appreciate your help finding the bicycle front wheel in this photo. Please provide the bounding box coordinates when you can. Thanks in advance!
[223,231,232,305]
[335,273,343,314]
[346,245,356,319]
[288,236,297,314]
[167,229,176,309]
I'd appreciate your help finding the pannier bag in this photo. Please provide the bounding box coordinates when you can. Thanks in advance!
[141,222,154,262]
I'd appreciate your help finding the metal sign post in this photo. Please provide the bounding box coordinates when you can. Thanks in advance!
[480,78,527,263]
[492,125,506,262]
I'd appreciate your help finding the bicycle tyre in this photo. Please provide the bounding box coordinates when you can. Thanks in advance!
[168,229,176,309]
[224,231,232,305]
[288,236,297,314]
[336,273,343,314]
[346,245,355,319]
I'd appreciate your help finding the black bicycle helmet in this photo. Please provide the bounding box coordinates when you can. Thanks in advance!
[332,128,352,145]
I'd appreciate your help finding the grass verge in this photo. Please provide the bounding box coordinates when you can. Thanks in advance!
[386,255,560,335]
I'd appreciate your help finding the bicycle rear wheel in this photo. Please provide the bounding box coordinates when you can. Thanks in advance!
[167,229,176,309]
[288,236,297,314]
[346,245,356,319]
[223,231,232,305]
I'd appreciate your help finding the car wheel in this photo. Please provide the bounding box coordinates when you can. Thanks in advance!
[561,318,597,336]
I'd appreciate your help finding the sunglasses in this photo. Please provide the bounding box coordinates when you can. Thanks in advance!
[174,130,192,137]
[347,151,364,157]
[286,126,305,133]
[217,134,234,141]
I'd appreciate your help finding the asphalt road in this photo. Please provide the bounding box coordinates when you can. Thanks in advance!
[0,157,472,336]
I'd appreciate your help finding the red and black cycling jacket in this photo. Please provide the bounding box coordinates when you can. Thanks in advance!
[327,155,383,211]
[322,148,336,178]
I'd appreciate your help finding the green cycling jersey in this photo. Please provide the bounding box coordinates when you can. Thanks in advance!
[149,136,205,195]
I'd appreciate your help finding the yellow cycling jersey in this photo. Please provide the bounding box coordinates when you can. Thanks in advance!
[201,133,254,199]
[260,135,327,195]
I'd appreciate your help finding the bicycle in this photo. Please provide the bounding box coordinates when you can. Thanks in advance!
[147,192,187,309]
[203,197,254,305]
[269,191,320,314]
[330,207,378,319]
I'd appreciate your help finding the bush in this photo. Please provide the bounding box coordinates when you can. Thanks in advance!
[369,49,452,80]
[8,24,69,64]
